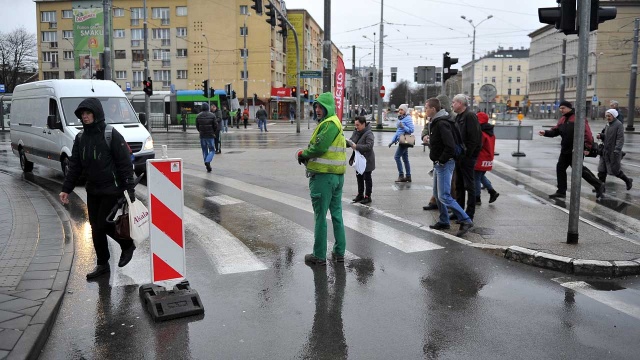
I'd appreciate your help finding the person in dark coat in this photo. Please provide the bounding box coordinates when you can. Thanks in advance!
[195,103,217,172]
[211,103,223,154]
[348,116,376,204]
[59,98,137,279]
[539,100,605,199]
[474,112,499,204]
[452,94,481,220]
[597,109,633,190]
[221,105,230,133]
[426,97,474,237]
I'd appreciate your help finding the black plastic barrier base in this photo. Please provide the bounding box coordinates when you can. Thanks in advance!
[139,280,205,322]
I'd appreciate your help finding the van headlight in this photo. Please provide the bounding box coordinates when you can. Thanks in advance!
[143,136,154,151]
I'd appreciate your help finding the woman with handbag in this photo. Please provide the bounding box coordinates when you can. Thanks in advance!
[349,116,376,204]
[388,104,415,182]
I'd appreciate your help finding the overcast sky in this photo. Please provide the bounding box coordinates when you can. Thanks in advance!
[1,0,554,93]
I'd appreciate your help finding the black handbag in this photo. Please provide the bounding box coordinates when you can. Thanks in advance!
[106,197,132,241]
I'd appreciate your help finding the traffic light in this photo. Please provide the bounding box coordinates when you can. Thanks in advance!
[277,15,288,37]
[303,89,309,99]
[143,77,153,96]
[442,52,458,83]
[538,0,577,35]
[265,3,276,27]
[225,83,232,96]
[391,72,397,82]
[209,87,215,98]
[202,80,209,98]
[96,69,105,80]
[231,90,237,99]
[291,86,297,97]
[251,0,263,16]
[590,0,617,31]
[369,72,373,83]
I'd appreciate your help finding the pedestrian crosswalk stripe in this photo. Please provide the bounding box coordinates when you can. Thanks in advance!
[184,169,444,253]
[554,278,640,321]
[206,195,244,206]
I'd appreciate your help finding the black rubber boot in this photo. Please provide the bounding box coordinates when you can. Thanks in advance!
[619,172,633,190]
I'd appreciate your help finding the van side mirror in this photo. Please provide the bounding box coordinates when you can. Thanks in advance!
[47,115,62,131]
[138,112,147,126]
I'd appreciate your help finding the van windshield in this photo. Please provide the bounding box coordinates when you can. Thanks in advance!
[61,97,139,126]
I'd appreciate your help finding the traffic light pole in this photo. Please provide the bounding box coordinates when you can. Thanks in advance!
[626,18,639,132]
[143,0,151,133]
[323,0,332,93]
[376,0,384,129]
[267,0,301,133]
[567,0,591,244]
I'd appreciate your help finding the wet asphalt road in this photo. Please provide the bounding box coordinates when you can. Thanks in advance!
[2,125,640,359]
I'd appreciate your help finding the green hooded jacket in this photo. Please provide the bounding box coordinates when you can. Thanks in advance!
[303,92,347,174]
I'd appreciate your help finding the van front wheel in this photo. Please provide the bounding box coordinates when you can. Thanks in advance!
[19,148,34,173]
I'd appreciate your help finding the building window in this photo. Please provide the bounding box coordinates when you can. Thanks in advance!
[113,29,125,38]
[491,77,496,83]
[517,65,521,71]
[508,77,512,83]
[508,88,512,95]
[177,48,187,57]
[62,10,73,19]
[131,29,144,40]
[64,71,74,79]
[516,88,520,95]
[132,50,146,61]
[484,77,488,83]
[43,71,59,80]
[484,65,488,71]
[240,49,249,58]
[177,70,187,79]
[176,27,187,37]
[152,7,170,24]
[115,50,126,59]
[240,27,248,36]
[131,7,144,26]
[509,65,513,71]
[152,28,170,39]
[42,31,57,42]
[588,74,593,85]
[42,51,57,62]
[115,71,126,79]
[241,70,248,79]
[153,49,171,60]
[240,5,248,14]
[133,71,144,88]
[113,8,124,17]
[62,31,73,39]
[492,65,496,71]
[41,11,56,23]
[153,70,171,87]
[63,51,73,60]
[176,6,187,16]
[516,76,521,83]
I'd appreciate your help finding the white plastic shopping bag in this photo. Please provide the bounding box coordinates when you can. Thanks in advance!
[125,192,150,247]
[352,150,367,175]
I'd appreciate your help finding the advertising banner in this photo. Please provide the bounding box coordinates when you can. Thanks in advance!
[334,57,345,122]
[73,1,104,79]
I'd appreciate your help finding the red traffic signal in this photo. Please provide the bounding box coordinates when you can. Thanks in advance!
[291,87,297,97]
[143,77,153,96]
[303,89,309,99]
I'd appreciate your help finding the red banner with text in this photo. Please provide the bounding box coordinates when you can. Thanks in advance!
[334,57,345,122]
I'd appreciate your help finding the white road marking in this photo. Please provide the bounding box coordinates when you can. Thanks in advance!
[184,169,444,253]
[206,195,244,206]
[554,279,640,321]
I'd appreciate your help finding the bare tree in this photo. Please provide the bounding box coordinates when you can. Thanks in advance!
[0,27,37,93]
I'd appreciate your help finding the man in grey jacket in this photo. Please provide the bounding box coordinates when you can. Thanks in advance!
[256,105,269,132]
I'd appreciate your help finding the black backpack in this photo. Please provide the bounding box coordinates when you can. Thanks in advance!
[79,124,133,156]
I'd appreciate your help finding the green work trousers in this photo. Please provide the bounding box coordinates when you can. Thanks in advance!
[309,173,347,260]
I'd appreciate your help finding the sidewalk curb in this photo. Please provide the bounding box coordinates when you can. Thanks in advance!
[499,246,640,278]
[7,188,73,360]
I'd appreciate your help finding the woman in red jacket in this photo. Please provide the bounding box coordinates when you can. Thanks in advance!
[474,112,500,204]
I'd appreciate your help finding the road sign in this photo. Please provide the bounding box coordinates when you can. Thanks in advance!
[379,85,386,98]
[479,84,497,102]
[592,95,598,103]
[0,84,5,93]
[170,84,176,94]
[300,70,322,78]
[125,82,131,92]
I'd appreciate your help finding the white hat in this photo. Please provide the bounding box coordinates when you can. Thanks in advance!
[398,104,409,113]
[606,109,618,118]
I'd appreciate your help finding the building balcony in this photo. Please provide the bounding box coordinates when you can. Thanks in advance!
[161,18,170,26]
[161,39,170,46]
[48,22,57,29]
[131,19,140,26]
[49,61,59,69]
[162,60,170,67]
[131,40,140,47]
[48,42,58,49]
[132,61,142,68]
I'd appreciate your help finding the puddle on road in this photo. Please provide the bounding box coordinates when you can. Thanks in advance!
[585,281,626,291]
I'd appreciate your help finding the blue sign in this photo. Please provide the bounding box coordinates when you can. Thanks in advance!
[592,95,598,103]
[170,84,176,94]
[0,84,5,93]
[125,82,131,92]
[276,96,280,101]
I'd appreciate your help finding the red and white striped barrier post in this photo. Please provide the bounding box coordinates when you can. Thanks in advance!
[139,157,204,321]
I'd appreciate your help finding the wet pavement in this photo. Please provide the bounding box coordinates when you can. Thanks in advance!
[1,119,640,359]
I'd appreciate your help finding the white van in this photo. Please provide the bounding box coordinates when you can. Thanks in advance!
[10,79,154,176]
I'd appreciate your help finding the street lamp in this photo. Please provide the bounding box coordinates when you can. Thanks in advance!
[202,33,210,107]
[243,13,250,111]
[461,14,493,110]
[358,52,371,108]
[590,51,604,119]
[363,34,376,114]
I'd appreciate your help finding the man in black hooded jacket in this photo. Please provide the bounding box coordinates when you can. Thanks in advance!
[59,98,137,279]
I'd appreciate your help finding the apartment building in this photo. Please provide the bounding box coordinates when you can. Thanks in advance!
[35,0,287,105]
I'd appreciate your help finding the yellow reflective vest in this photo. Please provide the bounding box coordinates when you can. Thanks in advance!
[306,116,347,174]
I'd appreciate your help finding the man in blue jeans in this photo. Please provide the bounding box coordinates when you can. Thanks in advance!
[423,98,474,237]
[195,103,217,172]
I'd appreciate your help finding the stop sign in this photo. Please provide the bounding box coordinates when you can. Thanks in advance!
[379,85,386,98]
